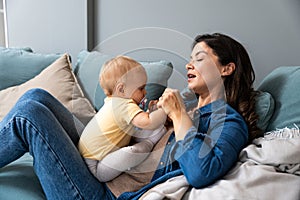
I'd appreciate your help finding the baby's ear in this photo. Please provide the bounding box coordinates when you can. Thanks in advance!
[115,82,125,95]
[221,62,236,76]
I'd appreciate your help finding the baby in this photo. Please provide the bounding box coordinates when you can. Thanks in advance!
[78,56,167,182]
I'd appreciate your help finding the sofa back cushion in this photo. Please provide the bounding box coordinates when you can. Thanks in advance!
[255,91,275,132]
[258,66,300,131]
[0,54,96,125]
[0,47,61,90]
[74,50,173,111]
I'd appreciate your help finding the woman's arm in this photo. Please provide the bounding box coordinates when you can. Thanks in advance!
[171,107,248,188]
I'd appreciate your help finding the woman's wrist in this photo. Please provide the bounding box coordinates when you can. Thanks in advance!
[171,110,193,141]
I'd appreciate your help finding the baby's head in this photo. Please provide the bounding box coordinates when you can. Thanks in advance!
[100,56,147,100]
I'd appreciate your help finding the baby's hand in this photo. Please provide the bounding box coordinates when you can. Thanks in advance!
[148,100,158,113]
[148,99,172,128]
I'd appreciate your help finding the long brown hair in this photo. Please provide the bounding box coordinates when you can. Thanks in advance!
[192,33,260,142]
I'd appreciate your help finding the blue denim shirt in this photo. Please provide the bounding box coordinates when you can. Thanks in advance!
[118,99,248,200]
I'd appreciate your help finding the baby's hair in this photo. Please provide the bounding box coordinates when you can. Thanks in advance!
[99,56,143,96]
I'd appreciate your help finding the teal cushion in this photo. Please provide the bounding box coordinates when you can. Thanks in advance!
[0,47,61,90]
[140,60,173,110]
[0,46,33,52]
[255,91,275,132]
[74,50,173,111]
[0,153,45,200]
[74,50,113,110]
[258,66,300,131]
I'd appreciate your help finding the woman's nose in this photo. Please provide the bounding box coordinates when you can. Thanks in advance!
[186,63,194,70]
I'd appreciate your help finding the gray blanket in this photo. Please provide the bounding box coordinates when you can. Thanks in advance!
[140,127,300,200]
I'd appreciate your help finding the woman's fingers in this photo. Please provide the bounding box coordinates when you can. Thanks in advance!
[157,88,185,116]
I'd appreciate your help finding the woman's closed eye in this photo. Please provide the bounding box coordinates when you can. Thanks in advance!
[190,57,204,63]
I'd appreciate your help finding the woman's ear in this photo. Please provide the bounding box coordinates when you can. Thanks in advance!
[221,62,236,76]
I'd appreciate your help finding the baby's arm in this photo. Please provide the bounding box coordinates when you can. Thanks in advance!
[131,107,167,130]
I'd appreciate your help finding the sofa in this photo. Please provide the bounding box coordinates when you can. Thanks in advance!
[0,47,299,199]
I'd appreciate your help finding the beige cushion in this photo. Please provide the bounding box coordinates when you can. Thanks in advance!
[0,54,96,125]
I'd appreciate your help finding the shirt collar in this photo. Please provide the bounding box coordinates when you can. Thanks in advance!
[198,99,226,115]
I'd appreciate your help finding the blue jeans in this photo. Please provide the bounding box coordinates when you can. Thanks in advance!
[0,89,115,200]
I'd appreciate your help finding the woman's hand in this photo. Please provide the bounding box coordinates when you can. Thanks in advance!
[157,88,194,141]
[157,88,185,119]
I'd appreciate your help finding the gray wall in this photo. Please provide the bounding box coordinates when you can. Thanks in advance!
[94,0,300,88]
[6,0,88,59]
[5,0,300,89]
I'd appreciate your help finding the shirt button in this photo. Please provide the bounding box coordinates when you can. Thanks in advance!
[160,161,164,166]
[167,142,171,145]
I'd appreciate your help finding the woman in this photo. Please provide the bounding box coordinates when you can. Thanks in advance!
[0,33,259,200]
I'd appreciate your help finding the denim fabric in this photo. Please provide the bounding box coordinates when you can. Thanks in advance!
[0,89,115,200]
[0,89,248,200]
[172,100,248,188]
[117,133,182,200]
[118,99,248,199]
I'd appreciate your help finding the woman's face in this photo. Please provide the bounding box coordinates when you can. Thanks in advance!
[186,42,224,97]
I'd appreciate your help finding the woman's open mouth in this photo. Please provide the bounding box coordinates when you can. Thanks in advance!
[187,73,196,80]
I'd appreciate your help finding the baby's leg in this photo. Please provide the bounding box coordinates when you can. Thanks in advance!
[86,126,167,182]
[84,158,122,182]
[89,140,154,182]
[134,125,167,144]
